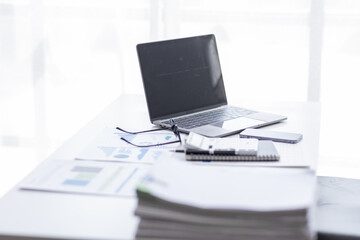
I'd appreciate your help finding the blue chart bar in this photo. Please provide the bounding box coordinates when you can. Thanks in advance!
[137,149,149,160]
[63,179,89,186]
[62,165,103,187]
[113,148,131,159]
[98,147,117,158]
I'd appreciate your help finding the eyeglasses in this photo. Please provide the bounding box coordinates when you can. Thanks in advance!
[116,118,182,147]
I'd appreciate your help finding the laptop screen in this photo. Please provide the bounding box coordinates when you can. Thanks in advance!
[137,34,227,121]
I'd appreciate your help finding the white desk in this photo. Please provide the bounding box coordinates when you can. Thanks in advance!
[0,94,320,240]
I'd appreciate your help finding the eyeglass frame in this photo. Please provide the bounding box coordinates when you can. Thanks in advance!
[116,118,182,147]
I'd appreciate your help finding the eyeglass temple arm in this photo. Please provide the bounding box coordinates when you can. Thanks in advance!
[120,137,180,147]
[116,127,163,134]
[176,130,182,144]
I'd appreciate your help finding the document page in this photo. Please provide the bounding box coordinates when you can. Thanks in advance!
[140,159,316,211]
[20,160,149,197]
[76,127,180,163]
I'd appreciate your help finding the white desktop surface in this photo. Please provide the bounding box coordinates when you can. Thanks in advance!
[0,94,320,240]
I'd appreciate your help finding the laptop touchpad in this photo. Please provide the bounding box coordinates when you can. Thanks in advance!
[192,117,266,137]
[212,117,265,130]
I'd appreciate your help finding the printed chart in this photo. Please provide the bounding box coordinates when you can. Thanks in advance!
[20,160,149,197]
[115,130,178,147]
[76,128,179,163]
[77,146,165,163]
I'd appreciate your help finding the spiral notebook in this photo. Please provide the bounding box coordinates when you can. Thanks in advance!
[186,140,280,161]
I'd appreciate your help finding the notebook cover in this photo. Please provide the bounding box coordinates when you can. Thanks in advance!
[186,140,280,161]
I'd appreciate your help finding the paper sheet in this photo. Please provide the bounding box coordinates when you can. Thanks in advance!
[140,159,316,211]
[20,160,149,197]
[76,127,180,163]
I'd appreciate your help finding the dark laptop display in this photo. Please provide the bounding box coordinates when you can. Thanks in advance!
[137,34,287,137]
[137,35,227,121]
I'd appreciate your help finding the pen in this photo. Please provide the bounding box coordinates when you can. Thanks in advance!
[185,149,238,155]
[176,149,185,153]
[169,149,185,153]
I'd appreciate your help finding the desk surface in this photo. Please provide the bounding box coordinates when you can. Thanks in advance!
[0,95,320,240]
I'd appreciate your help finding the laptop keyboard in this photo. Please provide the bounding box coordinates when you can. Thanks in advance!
[161,106,256,129]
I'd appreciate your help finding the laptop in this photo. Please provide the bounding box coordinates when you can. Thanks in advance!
[137,34,287,137]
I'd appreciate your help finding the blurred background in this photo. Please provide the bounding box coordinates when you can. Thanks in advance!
[1,0,360,197]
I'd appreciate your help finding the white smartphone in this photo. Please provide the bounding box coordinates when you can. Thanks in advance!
[240,129,303,144]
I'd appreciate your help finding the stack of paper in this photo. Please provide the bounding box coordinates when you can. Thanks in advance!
[134,160,316,240]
